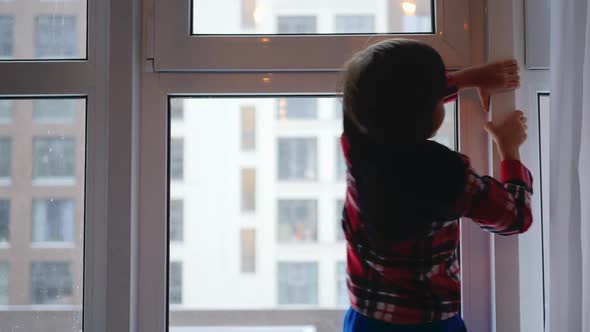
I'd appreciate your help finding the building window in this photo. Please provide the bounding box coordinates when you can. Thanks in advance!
[277,16,317,34]
[277,97,317,120]
[35,16,77,58]
[240,229,256,273]
[0,138,10,179]
[169,199,184,242]
[0,16,13,58]
[241,105,256,151]
[32,199,74,243]
[241,168,256,212]
[169,262,183,305]
[33,137,76,181]
[336,199,344,241]
[0,200,9,243]
[334,98,343,120]
[170,138,184,180]
[31,262,74,305]
[337,262,348,307]
[278,262,318,305]
[278,200,317,243]
[170,98,184,120]
[335,15,375,33]
[278,138,317,181]
[33,99,76,123]
[336,138,346,181]
[241,0,256,29]
[0,100,12,123]
[0,263,7,305]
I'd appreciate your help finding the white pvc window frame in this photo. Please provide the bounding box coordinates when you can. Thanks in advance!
[140,1,498,331]
[151,0,472,71]
[0,0,142,331]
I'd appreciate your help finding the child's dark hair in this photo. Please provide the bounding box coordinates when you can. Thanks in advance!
[341,39,467,244]
[342,39,448,144]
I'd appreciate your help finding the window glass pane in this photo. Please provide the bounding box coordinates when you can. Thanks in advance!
[32,199,74,243]
[278,200,317,243]
[336,137,346,181]
[0,98,85,331]
[431,101,457,150]
[33,99,76,123]
[241,105,256,150]
[0,263,8,305]
[0,137,10,179]
[335,15,375,33]
[192,0,434,34]
[31,262,74,304]
[0,1,87,60]
[0,99,13,123]
[241,168,256,211]
[336,261,348,307]
[240,229,256,273]
[170,199,184,242]
[278,138,317,181]
[170,138,184,180]
[0,15,13,59]
[277,97,317,120]
[169,262,183,305]
[170,98,184,120]
[0,200,9,242]
[167,96,455,329]
[278,262,318,305]
[33,137,76,182]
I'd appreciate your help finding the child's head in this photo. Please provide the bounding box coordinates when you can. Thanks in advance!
[342,39,448,144]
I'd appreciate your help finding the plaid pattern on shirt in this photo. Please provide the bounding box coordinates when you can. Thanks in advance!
[340,79,533,325]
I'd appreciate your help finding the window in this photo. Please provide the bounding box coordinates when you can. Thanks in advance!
[431,102,457,150]
[277,16,317,34]
[0,100,12,123]
[240,0,256,29]
[278,138,317,181]
[31,262,74,305]
[0,1,86,60]
[0,263,7,305]
[32,199,74,243]
[0,200,9,242]
[169,262,183,305]
[169,199,184,242]
[240,229,256,273]
[0,97,85,328]
[33,99,76,123]
[278,200,317,243]
[241,168,256,212]
[335,15,375,33]
[170,98,184,120]
[277,97,317,120]
[170,138,184,180]
[278,262,318,305]
[336,138,346,181]
[0,16,13,58]
[191,0,433,35]
[0,137,10,179]
[337,262,348,307]
[336,200,344,242]
[33,137,76,181]
[241,105,256,150]
[35,16,78,59]
[334,98,343,120]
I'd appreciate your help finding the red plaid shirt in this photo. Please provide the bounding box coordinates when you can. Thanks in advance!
[341,84,533,325]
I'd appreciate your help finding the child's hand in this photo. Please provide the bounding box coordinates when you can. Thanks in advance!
[452,60,520,112]
[484,110,528,161]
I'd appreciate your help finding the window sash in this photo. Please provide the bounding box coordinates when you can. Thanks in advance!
[152,0,472,71]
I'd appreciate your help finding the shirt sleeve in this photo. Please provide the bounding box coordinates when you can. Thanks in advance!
[443,73,459,104]
[454,156,534,235]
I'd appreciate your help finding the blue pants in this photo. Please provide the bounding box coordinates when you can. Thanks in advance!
[344,308,468,332]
